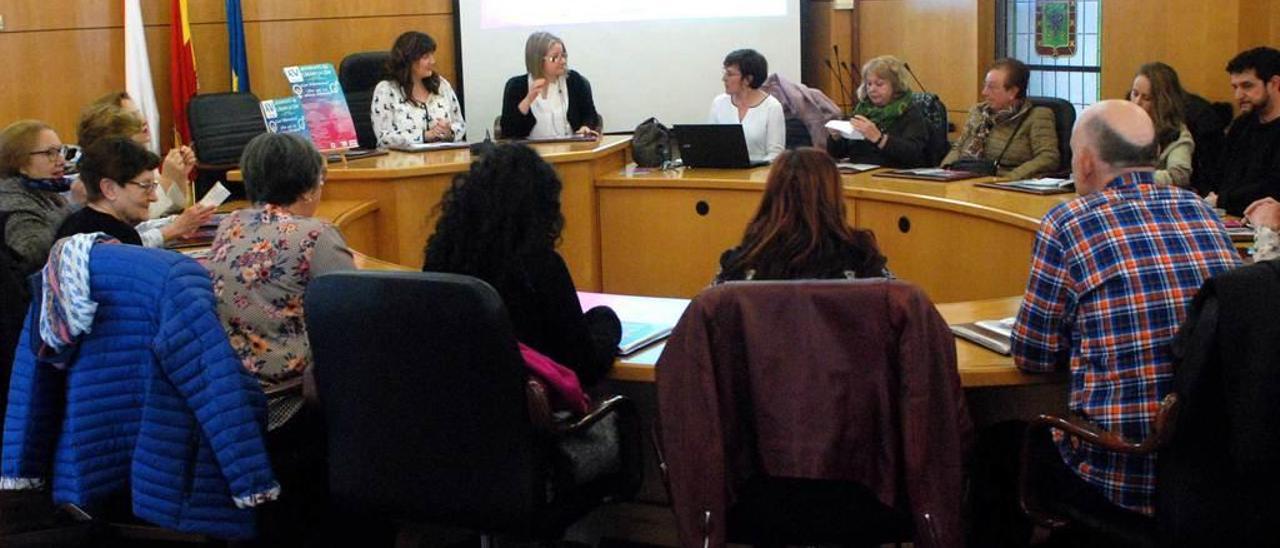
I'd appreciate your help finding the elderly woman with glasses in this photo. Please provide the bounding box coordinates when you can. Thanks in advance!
[500,31,601,139]
[205,132,354,427]
[55,137,167,245]
[0,120,74,275]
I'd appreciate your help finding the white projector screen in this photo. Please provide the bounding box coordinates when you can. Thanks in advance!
[457,0,802,138]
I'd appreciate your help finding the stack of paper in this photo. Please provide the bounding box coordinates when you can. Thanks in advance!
[824,120,865,140]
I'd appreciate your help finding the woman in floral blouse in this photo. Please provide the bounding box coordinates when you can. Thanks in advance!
[371,31,466,147]
[207,133,354,426]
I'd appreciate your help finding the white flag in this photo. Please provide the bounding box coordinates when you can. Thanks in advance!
[124,0,160,152]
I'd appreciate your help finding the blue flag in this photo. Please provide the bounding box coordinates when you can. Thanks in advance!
[227,0,251,93]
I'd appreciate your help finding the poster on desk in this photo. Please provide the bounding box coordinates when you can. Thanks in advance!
[259,97,311,140]
[283,63,359,151]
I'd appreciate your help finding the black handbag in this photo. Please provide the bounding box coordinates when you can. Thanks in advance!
[946,108,1031,176]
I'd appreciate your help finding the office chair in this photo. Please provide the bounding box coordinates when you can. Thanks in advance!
[187,92,266,199]
[783,117,810,150]
[1021,259,1280,546]
[655,280,970,547]
[910,91,950,165]
[1183,93,1231,195]
[305,271,642,545]
[1028,96,1076,176]
[338,51,390,150]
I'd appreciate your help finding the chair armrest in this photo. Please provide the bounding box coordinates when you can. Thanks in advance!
[263,376,304,399]
[1018,393,1179,528]
[554,395,633,436]
[1032,393,1179,455]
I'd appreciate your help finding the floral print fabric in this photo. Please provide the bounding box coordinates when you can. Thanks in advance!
[207,205,354,385]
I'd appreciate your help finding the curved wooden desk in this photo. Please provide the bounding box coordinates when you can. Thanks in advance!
[596,167,1074,302]
[604,294,1060,388]
[229,136,631,290]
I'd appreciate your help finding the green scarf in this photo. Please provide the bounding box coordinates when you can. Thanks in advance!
[851,94,912,130]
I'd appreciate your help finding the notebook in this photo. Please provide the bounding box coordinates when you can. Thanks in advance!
[874,167,984,182]
[673,124,770,169]
[385,142,470,153]
[949,316,1015,355]
[976,178,1075,195]
[618,320,674,356]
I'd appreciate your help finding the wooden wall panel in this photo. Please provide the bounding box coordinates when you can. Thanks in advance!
[0,1,454,150]
[856,0,983,118]
[804,1,859,111]
[1102,0,1250,105]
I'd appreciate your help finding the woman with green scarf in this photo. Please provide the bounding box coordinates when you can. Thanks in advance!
[827,55,930,168]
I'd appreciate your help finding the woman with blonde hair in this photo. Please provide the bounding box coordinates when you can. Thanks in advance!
[1128,62,1195,187]
[827,55,930,168]
[716,148,889,282]
[500,31,601,139]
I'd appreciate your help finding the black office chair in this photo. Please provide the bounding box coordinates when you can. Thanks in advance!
[1028,96,1076,176]
[911,91,950,166]
[304,271,642,545]
[187,92,266,199]
[338,51,390,150]
[1184,93,1232,195]
[783,117,810,150]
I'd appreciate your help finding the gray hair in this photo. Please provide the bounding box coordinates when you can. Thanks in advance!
[524,31,563,79]
[240,133,324,205]
[1085,116,1157,169]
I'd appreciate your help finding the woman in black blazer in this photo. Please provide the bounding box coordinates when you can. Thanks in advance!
[500,31,601,139]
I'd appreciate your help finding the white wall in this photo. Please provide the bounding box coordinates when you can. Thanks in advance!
[457,0,801,137]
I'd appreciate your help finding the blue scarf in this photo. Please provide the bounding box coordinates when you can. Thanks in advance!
[20,174,72,193]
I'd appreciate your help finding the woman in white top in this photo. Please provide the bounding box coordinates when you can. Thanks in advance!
[708,49,785,163]
[371,31,466,147]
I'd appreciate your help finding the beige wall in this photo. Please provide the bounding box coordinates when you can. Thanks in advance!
[0,0,455,149]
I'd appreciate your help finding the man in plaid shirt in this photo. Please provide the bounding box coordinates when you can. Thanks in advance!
[1012,100,1240,520]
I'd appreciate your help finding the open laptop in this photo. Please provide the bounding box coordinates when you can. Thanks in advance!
[673,124,770,169]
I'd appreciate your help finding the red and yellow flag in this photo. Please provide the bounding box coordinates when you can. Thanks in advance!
[170,0,199,144]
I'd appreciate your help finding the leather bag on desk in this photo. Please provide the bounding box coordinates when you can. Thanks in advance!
[656,279,971,548]
[632,117,675,167]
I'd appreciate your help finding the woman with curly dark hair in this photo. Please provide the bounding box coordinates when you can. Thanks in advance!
[424,143,620,386]
[716,147,889,282]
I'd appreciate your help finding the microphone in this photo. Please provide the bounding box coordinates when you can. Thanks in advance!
[824,58,851,115]
[903,62,929,94]
[840,60,858,107]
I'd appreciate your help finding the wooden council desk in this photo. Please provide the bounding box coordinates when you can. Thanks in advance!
[597,167,1075,302]
[583,292,1059,389]
[228,136,632,291]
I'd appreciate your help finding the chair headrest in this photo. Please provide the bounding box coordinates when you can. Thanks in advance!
[339,52,391,93]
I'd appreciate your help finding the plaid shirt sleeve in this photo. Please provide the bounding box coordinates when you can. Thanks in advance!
[1012,214,1074,372]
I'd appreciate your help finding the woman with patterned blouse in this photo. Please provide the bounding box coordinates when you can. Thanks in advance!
[206,133,354,427]
[371,31,466,147]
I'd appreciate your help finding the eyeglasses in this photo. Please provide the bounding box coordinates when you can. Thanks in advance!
[544,54,568,63]
[28,145,68,162]
[125,178,160,193]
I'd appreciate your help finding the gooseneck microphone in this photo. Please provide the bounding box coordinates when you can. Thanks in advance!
[824,58,851,115]
[903,62,929,94]
[832,44,856,112]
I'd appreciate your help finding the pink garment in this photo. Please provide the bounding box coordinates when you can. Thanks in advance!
[760,73,842,149]
[519,342,589,414]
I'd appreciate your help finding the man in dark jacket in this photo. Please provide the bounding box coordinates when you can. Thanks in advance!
[1212,46,1280,215]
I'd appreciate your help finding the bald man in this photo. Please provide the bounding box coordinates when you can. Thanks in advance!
[1011,100,1240,521]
